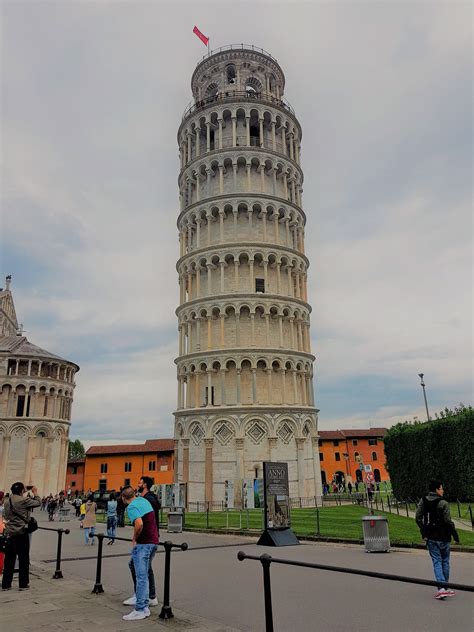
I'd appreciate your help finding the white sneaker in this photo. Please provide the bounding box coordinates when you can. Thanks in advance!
[123,595,136,606]
[149,597,158,607]
[122,610,147,621]
[144,608,151,617]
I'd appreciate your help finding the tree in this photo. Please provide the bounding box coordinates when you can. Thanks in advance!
[68,439,85,459]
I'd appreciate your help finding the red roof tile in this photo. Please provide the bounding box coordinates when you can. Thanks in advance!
[86,439,174,456]
[318,428,387,441]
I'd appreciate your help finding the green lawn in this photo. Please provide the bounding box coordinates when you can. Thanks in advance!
[97,505,474,548]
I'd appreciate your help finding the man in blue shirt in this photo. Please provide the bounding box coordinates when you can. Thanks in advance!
[120,486,159,621]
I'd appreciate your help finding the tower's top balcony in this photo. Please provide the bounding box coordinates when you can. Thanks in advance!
[189,44,287,111]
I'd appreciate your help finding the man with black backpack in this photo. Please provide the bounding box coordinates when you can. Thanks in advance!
[415,480,459,600]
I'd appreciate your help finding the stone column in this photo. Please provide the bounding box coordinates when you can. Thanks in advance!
[250,313,256,347]
[185,377,191,408]
[219,314,225,348]
[262,210,267,241]
[251,369,257,403]
[265,314,270,346]
[194,371,201,407]
[234,261,240,291]
[187,133,192,161]
[207,264,213,295]
[218,165,224,194]
[266,368,273,404]
[204,438,214,503]
[231,116,237,146]
[207,370,213,406]
[207,316,212,349]
[196,318,201,351]
[289,133,295,160]
[196,218,201,248]
[174,439,180,483]
[206,121,211,152]
[278,316,284,347]
[57,436,68,493]
[42,437,54,494]
[219,211,224,242]
[235,313,241,345]
[236,369,242,404]
[218,119,223,149]
[296,438,306,498]
[195,127,201,157]
[249,259,254,292]
[182,438,190,484]
[220,368,226,405]
[0,436,11,487]
[292,369,298,404]
[271,121,276,150]
[220,262,225,292]
[281,127,286,154]
[246,116,250,145]
[281,369,287,404]
[235,438,245,507]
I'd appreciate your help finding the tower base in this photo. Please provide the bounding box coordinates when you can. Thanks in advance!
[257,528,300,547]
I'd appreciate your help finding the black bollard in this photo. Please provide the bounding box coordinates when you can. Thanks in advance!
[469,505,473,529]
[53,528,70,579]
[159,541,188,620]
[260,554,274,632]
[92,533,105,594]
[316,506,320,537]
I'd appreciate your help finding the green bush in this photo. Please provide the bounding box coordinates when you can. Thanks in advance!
[384,405,474,501]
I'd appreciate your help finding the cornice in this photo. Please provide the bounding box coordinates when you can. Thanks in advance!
[176,192,306,227]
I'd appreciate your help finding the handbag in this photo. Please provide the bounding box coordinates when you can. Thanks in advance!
[9,499,39,534]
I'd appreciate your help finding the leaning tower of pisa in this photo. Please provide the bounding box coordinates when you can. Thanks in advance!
[173,45,322,506]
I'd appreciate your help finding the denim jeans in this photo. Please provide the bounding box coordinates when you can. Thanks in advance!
[130,544,157,610]
[84,526,95,545]
[106,516,117,539]
[427,540,450,588]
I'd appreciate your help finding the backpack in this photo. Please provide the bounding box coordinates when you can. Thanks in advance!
[421,496,442,537]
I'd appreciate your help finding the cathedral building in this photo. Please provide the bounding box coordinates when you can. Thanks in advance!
[173,45,322,505]
[0,276,79,495]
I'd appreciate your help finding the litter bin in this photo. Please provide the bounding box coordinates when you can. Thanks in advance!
[167,508,184,533]
[362,515,390,552]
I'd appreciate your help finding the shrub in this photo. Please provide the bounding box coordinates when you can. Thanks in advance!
[384,405,474,501]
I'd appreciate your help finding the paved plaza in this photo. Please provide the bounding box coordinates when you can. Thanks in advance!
[1,513,473,631]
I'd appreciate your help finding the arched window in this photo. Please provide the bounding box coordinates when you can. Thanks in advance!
[372,451,377,461]
[374,468,381,483]
[354,451,360,459]
[206,83,218,99]
[320,470,326,485]
[226,64,236,84]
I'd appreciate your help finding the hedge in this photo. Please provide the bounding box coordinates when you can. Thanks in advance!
[384,405,474,501]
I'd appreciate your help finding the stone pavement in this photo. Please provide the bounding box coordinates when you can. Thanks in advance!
[0,560,238,632]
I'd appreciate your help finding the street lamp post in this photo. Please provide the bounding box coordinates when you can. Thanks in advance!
[418,373,430,422]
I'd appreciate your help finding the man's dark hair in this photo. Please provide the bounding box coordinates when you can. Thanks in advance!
[428,479,442,492]
[11,482,25,495]
[140,476,154,491]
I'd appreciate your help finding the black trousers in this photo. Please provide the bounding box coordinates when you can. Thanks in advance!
[2,532,30,589]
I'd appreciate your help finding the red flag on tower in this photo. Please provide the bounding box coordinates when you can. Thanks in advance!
[193,26,209,47]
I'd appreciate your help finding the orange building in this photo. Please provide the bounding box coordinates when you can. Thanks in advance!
[83,439,174,493]
[65,457,85,493]
[318,428,388,487]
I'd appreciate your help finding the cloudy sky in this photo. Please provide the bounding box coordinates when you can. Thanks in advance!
[1,1,472,444]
